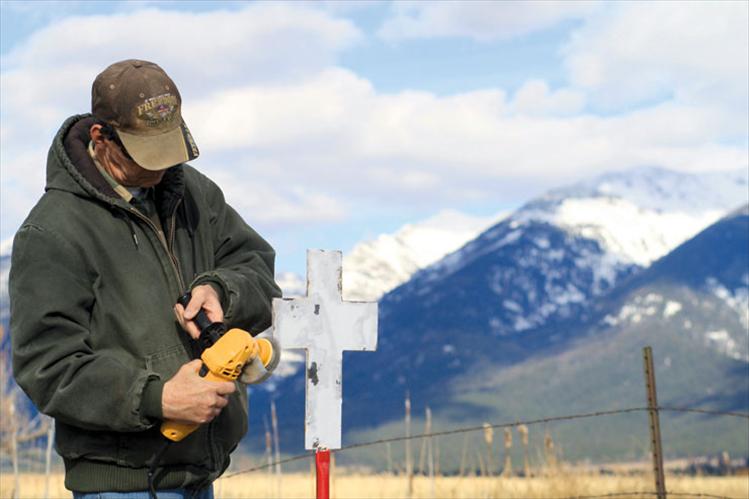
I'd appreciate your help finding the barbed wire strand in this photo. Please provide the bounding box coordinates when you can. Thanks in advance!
[225,407,643,477]
[343,407,653,452]
[224,404,748,478]
[660,406,749,419]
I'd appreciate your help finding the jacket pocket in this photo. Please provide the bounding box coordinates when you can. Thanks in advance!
[55,421,120,462]
[145,344,189,380]
[115,345,212,468]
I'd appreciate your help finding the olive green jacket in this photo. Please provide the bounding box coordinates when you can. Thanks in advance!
[10,115,281,492]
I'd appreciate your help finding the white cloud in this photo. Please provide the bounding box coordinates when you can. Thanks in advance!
[1,1,747,246]
[0,3,362,140]
[207,170,346,227]
[2,4,361,80]
[0,3,362,237]
[186,68,374,152]
[378,0,596,42]
[509,79,585,116]
[563,1,749,117]
[190,67,746,197]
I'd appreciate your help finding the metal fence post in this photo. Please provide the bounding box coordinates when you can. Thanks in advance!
[643,346,667,499]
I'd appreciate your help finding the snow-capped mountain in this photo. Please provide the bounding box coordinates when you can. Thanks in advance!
[267,167,747,392]
[342,209,506,301]
[441,206,749,462]
[276,209,506,300]
[518,167,748,266]
[337,199,749,464]
[417,167,748,335]
[600,204,749,362]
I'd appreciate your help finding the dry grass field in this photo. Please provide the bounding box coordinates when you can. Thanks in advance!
[2,472,747,499]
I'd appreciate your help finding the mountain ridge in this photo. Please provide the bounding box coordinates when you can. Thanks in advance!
[337,203,749,466]
[248,168,748,464]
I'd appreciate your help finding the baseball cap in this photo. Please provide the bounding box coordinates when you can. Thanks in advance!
[92,59,199,171]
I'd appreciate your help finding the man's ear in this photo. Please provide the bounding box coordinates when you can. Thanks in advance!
[90,124,105,144]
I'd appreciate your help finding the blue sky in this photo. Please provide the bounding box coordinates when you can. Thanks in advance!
[1,1,747,275]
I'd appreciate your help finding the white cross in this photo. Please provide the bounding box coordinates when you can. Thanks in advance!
[273,249,378,450]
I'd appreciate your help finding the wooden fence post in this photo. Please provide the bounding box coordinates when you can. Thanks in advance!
[271,399,282,499]
[643,346,667,499]
[405,391,413,498]
[518,424,530,477]
[425,407,435,498]
[477,450,486,477]
[502,428,513,477]
[386,442,393,475]
[44,418,55,499]
[459,434,468,477]
[264,419,273,498]
[10,401,19,499]
[434,437,440,477]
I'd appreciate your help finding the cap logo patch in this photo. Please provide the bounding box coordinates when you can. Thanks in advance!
[137,93,179,127]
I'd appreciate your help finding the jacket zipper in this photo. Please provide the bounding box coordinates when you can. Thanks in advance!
[128,200,219,473]
[167,198,184,288]
[127,204,185,293]
[172,199,217,470]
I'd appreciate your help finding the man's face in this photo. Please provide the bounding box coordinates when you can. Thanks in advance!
[90,124,166,188]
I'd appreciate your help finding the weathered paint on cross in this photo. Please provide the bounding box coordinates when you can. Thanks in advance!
[273,249,378,450]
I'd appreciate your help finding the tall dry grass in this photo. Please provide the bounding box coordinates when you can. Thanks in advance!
[2,471,747,498]
[215,473,748,499]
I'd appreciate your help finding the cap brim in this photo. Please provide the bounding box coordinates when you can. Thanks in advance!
[116,121,199,171]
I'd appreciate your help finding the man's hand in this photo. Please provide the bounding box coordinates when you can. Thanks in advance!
[174,284,223,340]
[162,360,236,424]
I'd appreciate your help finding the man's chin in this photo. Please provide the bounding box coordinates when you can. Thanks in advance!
[129,173,165,188]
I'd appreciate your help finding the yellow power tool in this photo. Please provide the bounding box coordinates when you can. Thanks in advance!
[160,292,276,442]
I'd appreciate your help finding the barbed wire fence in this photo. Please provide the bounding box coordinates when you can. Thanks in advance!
[2,345,748,499]
[218,405,748,499]
[219,347,749,499]
[224,406,749,476]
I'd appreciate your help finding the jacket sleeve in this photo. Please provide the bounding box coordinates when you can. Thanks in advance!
[10,223,159,432]
[189,174,282,335]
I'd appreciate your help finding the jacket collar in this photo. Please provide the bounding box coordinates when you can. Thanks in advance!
[52,114,186,220]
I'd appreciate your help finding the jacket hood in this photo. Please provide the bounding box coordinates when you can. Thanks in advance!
[48,114,186,217]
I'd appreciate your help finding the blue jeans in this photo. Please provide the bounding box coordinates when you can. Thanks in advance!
[73,486,213,499]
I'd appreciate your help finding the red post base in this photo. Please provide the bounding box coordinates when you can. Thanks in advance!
[315,448,330,499]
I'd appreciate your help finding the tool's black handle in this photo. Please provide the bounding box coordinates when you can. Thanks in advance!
[177,291,225,351]
[177,292,213,332]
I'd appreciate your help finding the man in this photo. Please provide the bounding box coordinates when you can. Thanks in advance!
[10,59,281,498]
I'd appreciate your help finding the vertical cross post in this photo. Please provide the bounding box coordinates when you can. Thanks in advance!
[273,249,378,499]
[643,346,667,499]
